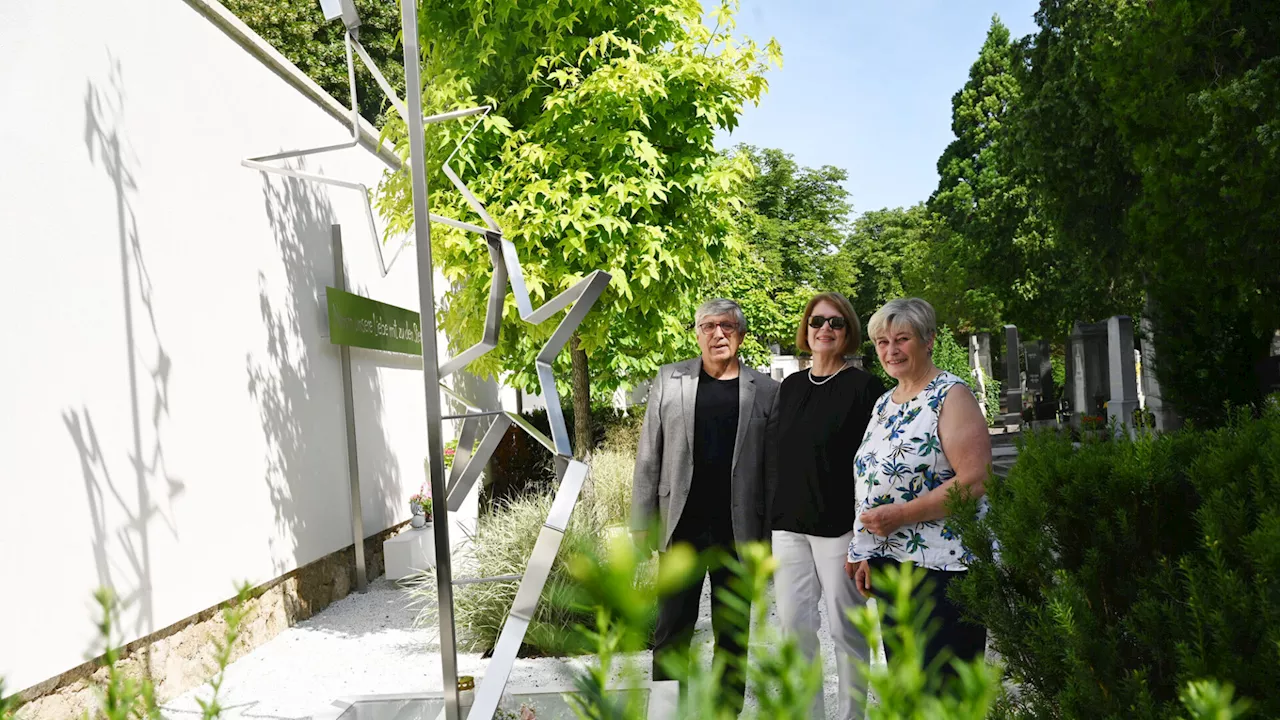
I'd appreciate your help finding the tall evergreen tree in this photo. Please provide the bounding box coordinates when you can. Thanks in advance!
[930,16,1121,337]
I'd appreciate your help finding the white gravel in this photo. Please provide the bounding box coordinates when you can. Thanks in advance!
[163,576,877,719]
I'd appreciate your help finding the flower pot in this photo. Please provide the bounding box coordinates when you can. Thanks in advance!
[410,514,426,529]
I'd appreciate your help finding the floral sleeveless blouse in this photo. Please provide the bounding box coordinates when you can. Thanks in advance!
[847,371,988,571]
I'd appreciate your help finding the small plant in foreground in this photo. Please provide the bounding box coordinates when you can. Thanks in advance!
[195,583,254,720]
[562,528,825,719]
[849,562,1003,719]
[91,588,161,720]
[82,582,251,720]
[1,678,22,720]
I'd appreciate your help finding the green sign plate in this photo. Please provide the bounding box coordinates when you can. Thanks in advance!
[326,287,422,354]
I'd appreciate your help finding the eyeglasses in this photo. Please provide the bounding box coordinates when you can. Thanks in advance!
[808,315,847,330]
[697,321,741,335]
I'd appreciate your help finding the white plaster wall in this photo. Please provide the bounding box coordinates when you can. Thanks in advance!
[0,0,481,692]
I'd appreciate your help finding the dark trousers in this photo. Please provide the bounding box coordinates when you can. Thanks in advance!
[652,522,749,714]
[868,557,987,672]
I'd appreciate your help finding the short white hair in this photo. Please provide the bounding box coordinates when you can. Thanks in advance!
[867,298,936,343]
[695,298,747,332]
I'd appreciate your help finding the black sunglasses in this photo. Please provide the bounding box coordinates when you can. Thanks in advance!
[808,315,847,330]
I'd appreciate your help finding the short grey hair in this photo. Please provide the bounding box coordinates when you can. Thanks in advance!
[695,298,747,332]
[867,297,936,343]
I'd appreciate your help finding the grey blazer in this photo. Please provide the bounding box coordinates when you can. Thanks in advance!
[631,357,781,551]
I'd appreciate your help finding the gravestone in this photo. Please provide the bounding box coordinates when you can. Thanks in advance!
[969,332,993,418]
[1003,325,1023,429]
[1023,339,1056,422]
[1138,316,1181,431]
[1023,341,1043,395]
[1068,321,1110,424]
[1107,315,1140,434]
[1257,332,1280,398]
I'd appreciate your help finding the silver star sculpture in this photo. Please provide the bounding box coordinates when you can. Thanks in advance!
[242,10,611,719]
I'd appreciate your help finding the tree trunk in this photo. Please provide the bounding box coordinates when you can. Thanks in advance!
[571,334,592,460]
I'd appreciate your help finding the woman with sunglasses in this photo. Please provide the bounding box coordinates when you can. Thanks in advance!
[767,291,886,719]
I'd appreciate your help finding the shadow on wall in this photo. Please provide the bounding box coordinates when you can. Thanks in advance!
[64,55,186,662]
[246,166,402,577]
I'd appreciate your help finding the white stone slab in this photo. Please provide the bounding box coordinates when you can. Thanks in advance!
[384,527,437,580]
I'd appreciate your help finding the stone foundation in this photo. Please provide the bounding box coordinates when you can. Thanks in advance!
[14,523,408,719]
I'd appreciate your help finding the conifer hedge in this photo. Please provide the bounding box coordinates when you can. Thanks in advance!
[951,402,1280,718]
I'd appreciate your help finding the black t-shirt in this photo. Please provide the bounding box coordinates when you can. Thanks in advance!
[769,366,887,537]
[676,367,739,541]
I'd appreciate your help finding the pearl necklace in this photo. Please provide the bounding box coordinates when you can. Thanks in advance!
[807,360,850,386]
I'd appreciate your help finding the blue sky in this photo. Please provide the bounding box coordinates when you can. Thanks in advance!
[716,0,1041,217]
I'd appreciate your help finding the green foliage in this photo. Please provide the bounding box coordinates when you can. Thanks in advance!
[410,448,648,656]
[714,246,809,367]
[81,583,249,720]
[949,404,1280,718]
[839,205,936,327]
[1180,680,1253,720]
[849,563,1003,719]
[583,448,637,535]
[196,584,254,720]
[90,588,161,720]
[563,538,1008,719]
[222,0,404,126]
[736,146,851,289]
[565,537,824,719]
[375,0,780,397]
[711,144,853,364]
[1013,0,1280,426]
[929,17,1121,338]
[0,679,20,720]
[486,405,643,508]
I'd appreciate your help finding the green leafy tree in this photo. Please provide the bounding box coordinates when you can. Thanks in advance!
[931,17,1123,338]
[375,0,779,450]
[222,0,404,126]
[1011,1,1144,311]
[735,145,851,291]
[717,145,853,364]
[1013,0,1280,425]
[838,204,935,322]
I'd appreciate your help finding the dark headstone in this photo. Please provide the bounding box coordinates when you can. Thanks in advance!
[1003,325,1022,428]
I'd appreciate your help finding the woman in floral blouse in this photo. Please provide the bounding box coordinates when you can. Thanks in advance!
[845,297,992,667]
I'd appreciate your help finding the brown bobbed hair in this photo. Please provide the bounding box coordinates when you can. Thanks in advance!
[795,291,862,356]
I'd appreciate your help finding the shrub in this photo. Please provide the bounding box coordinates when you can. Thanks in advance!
[582,448,635,532]
[949,403,1280,718]
[484,404,643,509]
[411,456,654,656]
[850,562,1003,719]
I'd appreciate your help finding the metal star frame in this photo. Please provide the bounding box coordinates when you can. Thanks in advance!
[243,4,611,719]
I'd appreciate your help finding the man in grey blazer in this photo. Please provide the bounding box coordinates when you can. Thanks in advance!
[631,297,780,713]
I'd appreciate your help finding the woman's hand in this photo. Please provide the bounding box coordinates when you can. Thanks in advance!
[853,560,872,598]
[860,504,906,537]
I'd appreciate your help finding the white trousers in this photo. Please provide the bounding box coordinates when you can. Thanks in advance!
[772,529,869,720]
